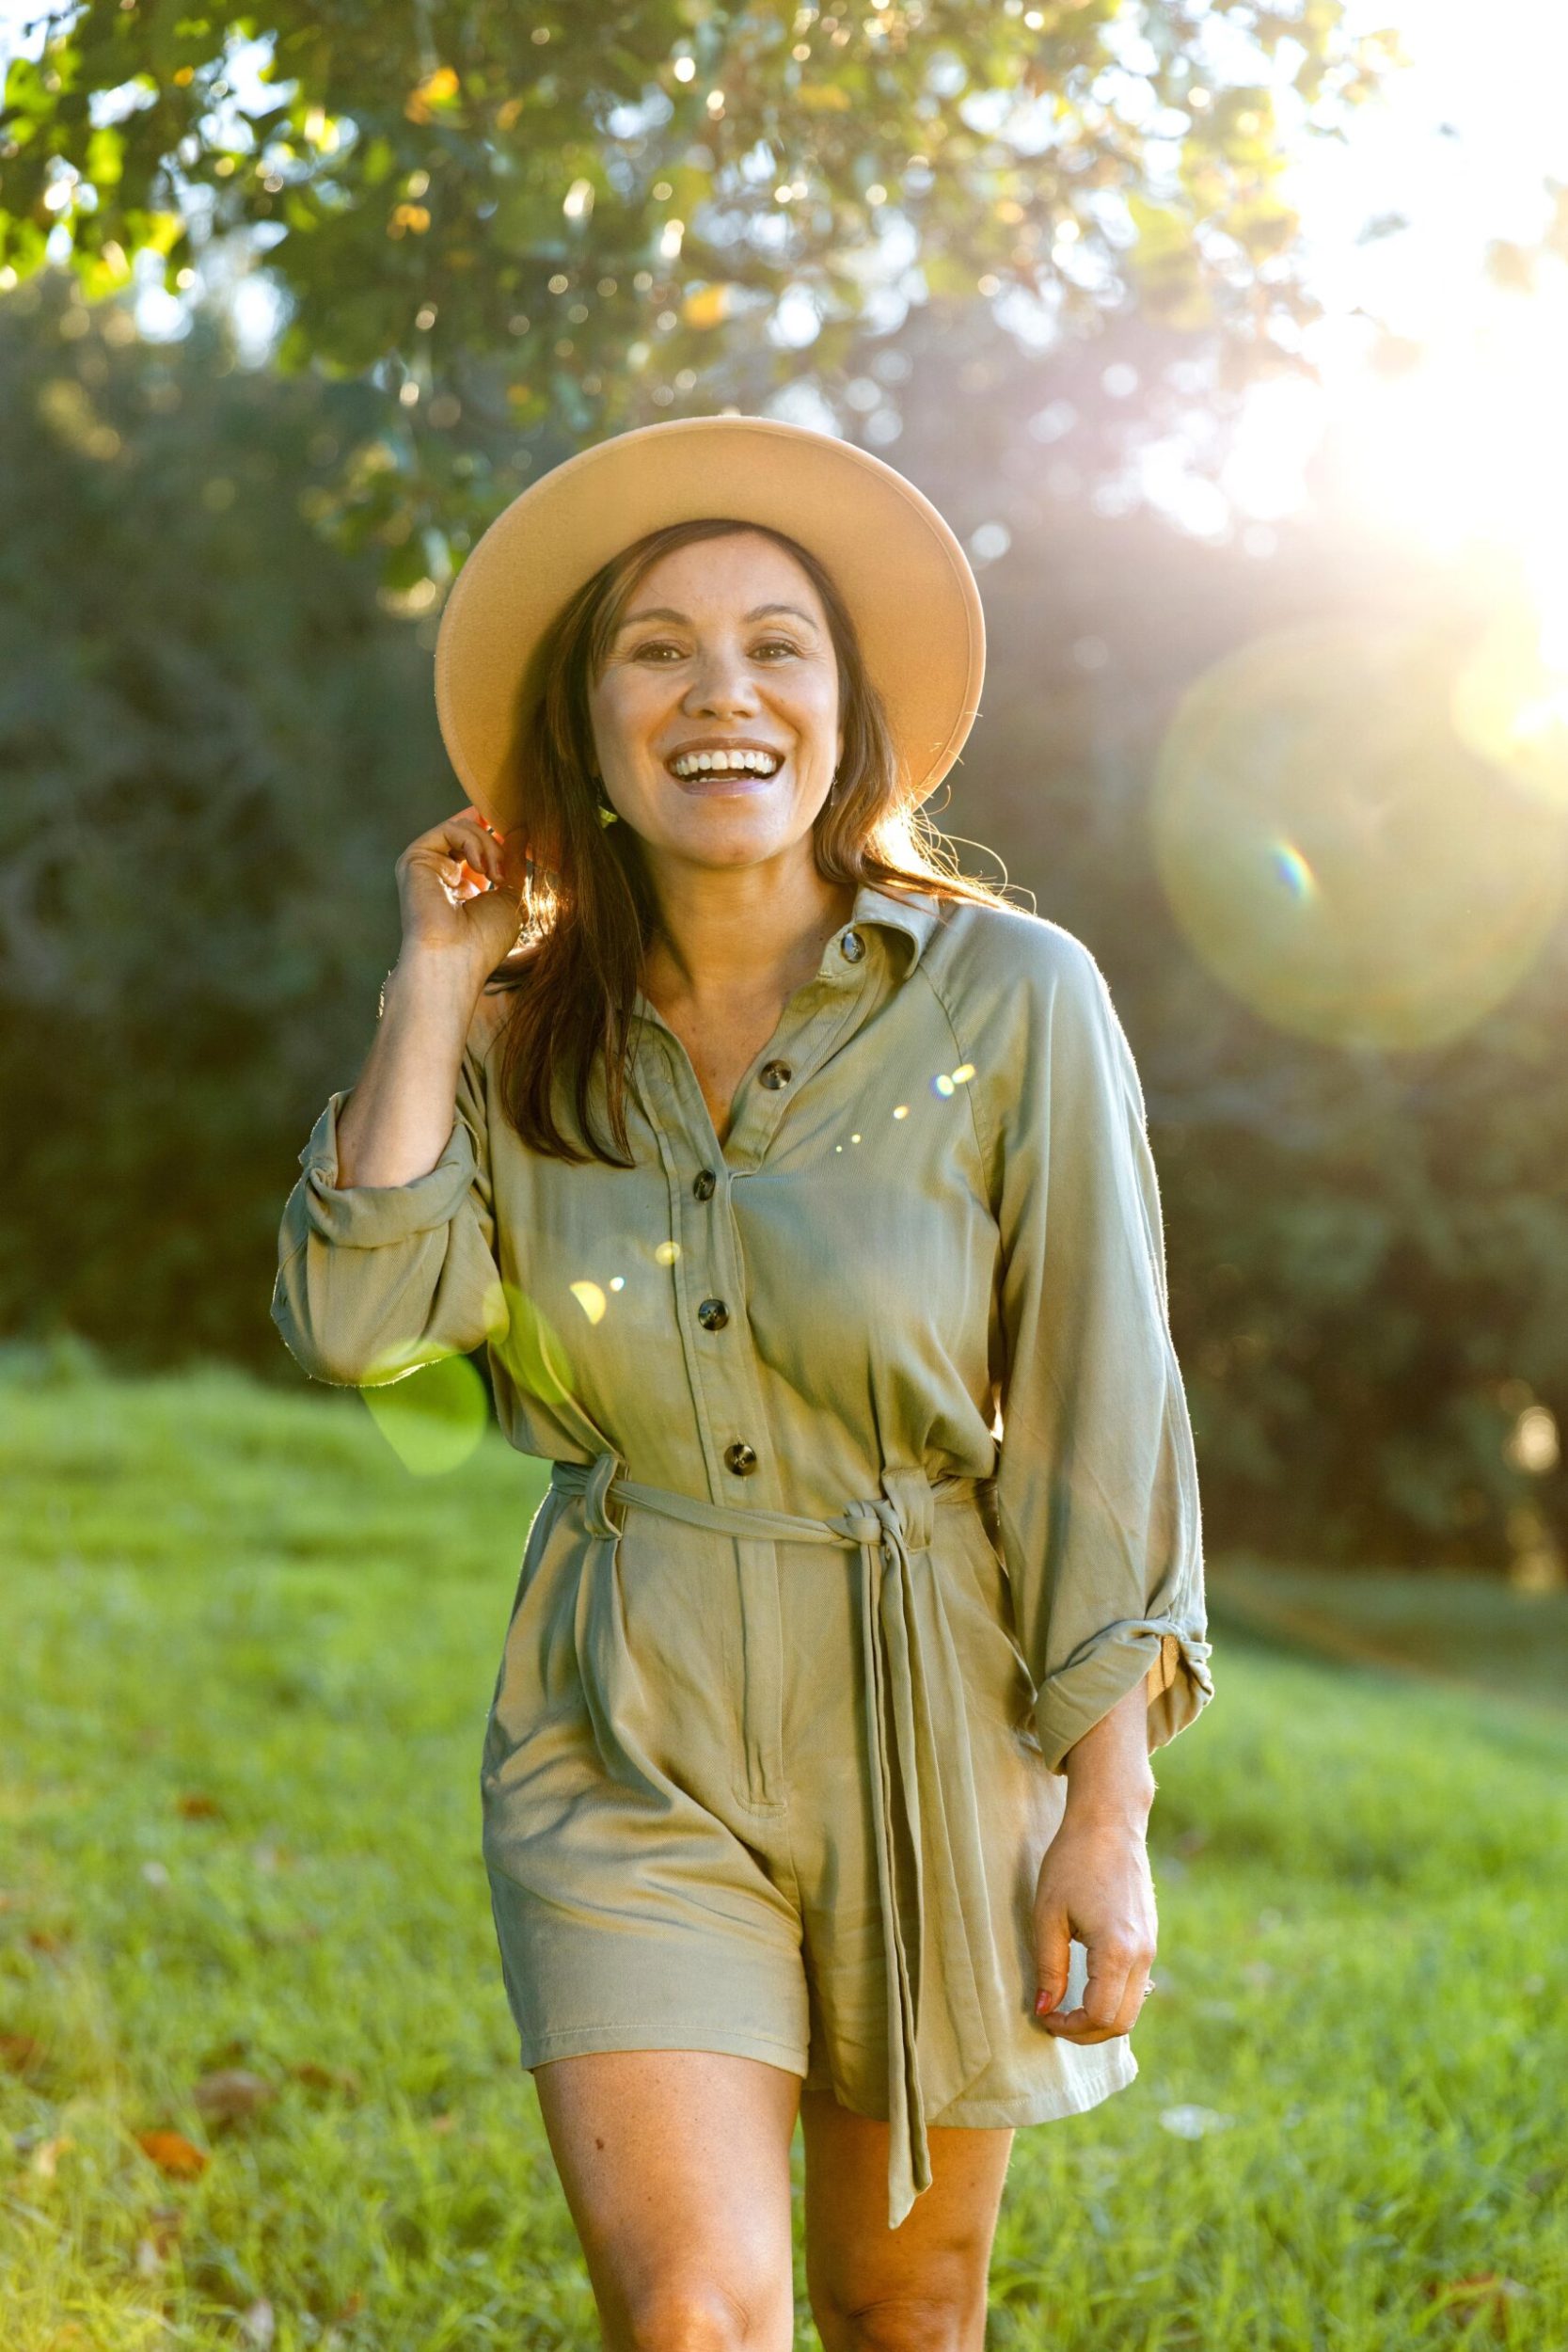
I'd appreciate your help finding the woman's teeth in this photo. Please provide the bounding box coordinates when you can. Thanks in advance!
[669,749,783,777]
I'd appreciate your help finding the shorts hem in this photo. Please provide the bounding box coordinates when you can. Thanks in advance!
[801,2043,1138,2130]
[516,2024,810,2077]
[931,2042,1139,2129]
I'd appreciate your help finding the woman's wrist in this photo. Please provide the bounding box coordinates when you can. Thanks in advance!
[386,941,492,1017]
[1059,1677,1157,1829]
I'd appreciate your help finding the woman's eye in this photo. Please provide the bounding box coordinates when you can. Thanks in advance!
[634,641,686,661]
[754,639,800,659]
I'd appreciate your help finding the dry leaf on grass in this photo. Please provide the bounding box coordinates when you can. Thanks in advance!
[1421,2273,1532,2331]
[25,1927,73,1955]
[239,2297,276,2349]
[290,2059,364,2099]
[191,2068,277,2125]
[176,1792,225,1820]
[0,2032,47,2075]
[135,2127,210,2178]
[31,2134,74,2178]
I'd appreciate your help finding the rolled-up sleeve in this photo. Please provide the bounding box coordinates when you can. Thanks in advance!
[270,1026,508,1388]
[992,935,1212,1775]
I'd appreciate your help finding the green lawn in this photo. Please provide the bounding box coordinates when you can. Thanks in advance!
[1207,1556,1568,1714]
[3,1358,1566,2350]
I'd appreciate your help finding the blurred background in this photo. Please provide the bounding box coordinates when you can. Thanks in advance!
[4,5,1567,2347]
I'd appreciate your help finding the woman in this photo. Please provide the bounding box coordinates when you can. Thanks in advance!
[272,416,1213,2351]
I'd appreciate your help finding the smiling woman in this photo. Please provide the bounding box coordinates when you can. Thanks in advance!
[270,415,1212,2352]
[485,505,999,1165]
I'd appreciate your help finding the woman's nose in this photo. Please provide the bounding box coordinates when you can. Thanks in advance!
[683,648,759,713]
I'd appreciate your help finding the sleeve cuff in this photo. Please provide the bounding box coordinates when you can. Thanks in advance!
[1032,1618,1215,1776]
[298,1088,482,1249]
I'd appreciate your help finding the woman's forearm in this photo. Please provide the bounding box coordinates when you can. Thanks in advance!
[1060,1676,1157,1827]
[333,949,485,1191]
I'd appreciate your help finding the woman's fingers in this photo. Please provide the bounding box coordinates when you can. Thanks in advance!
[1032,1820,1159,2045]
[1040,1935,1156,2042]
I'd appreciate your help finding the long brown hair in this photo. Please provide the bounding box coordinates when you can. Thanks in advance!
[484,515,1010,1165]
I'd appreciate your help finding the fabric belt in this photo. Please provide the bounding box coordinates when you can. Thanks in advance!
[547,1448,1006,2231]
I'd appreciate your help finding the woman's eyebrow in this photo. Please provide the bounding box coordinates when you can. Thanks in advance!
[617,602,820,631]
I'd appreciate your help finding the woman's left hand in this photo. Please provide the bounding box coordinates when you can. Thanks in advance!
[1031,1812,1158,2042]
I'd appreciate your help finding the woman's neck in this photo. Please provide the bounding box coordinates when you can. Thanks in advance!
[640,849,857,1015]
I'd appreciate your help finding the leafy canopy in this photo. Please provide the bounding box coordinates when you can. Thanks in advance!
[1,1,1399,561]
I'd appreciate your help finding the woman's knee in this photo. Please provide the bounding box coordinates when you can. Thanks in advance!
[613,2273,789,2352]
[813,2282,984,2352]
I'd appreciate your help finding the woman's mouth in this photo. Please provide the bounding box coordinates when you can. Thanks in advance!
[665,746,786,789]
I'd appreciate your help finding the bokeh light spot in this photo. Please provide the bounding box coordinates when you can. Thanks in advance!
[360,1352,489,1476]
[1151,617,1568,1050]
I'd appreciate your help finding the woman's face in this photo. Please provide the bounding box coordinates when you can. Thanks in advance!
[587,530,845,875]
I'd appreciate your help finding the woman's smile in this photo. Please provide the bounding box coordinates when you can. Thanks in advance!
[666,744,791,797]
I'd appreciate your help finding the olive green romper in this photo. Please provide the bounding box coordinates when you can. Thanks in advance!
[271,882,1213,2229]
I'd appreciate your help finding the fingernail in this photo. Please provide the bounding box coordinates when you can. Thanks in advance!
[1035,1990,1053,2017]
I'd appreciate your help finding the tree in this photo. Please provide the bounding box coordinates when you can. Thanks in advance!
[2,0,1401,570]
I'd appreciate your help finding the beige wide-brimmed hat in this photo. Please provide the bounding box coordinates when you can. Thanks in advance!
[433,414,986,835]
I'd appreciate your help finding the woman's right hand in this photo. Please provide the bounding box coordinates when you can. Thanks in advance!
[394,805,531,976]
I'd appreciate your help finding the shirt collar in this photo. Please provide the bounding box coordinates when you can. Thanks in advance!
[846,879,943,972]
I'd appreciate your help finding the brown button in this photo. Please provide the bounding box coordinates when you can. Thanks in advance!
[840,929,865,963]
[759,1060,793,1089]
[723,1441,758,1477]
[697,1297,729,1331]
[692,1168,717,1200]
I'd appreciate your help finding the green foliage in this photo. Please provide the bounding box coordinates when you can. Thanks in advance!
[0,0,1389,558]
[1,1367,1565,2345]
[0,273,446,1371]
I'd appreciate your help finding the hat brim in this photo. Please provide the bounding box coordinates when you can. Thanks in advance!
[433,414,985,834]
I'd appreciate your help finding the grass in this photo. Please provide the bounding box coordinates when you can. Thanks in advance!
[1207,1555,1568,1713]
[2,1356,1566,2349]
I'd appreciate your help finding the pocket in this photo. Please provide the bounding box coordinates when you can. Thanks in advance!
[942,1511,1037,1733]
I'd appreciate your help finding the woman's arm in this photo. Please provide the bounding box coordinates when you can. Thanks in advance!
[985,929,1212,2031]
[990,930,1212,1779]
[270,807,526,1388]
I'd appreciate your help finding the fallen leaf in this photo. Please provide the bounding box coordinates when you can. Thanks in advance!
[428,2111,457,2135]
[1421,2273,1531,2329]
[135,2128,210,2179]
[1158,2104,1235,2139]
[240,2297,276,2349]
[176,1792,225,1820]
[192,2068,277,2125]
[26,1927,73,1955]
[335,2292,364,2323]
[31,2133,74,2178]
[290,2060,363,2100]
[0,2033,46,2075]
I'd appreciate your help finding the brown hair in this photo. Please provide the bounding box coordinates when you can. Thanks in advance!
[483,516,1009,1165]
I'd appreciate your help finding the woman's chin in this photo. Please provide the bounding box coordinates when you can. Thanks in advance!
[636,802,823,871]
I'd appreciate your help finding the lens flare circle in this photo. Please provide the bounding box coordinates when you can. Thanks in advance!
[359,1352,490,1476]
[1151,617,1568,1050]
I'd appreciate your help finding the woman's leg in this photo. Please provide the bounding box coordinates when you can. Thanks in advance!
[533,2049,802,2351]
[800,2091,1013,2352]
